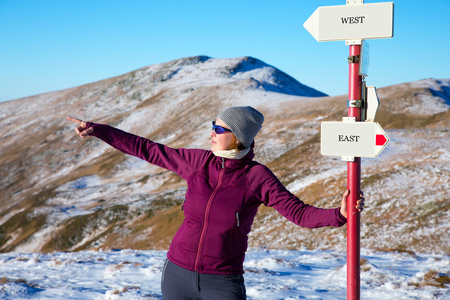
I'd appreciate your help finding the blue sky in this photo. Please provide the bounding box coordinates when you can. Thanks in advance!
[0,0,449,102]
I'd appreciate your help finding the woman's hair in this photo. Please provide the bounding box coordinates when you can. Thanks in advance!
[237,142,247,151]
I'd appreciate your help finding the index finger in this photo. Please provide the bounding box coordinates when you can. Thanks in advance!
[67,116,82,124]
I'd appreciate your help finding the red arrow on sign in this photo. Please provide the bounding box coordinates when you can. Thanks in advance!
[375,134,388,146]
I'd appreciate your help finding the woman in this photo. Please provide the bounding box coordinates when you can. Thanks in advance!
[68,106,364,300]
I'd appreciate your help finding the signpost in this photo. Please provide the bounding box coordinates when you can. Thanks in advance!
[303,1,394,299]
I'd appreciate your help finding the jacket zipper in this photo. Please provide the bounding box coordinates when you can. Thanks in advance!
[194,158,227,272]
[236,212,240,227]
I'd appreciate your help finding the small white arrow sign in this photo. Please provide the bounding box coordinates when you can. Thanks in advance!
[365,86,379,122]
[304,2,394,41]
[321,121,389,158]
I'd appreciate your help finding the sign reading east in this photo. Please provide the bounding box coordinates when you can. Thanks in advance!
[321,121,389,158]
[304,2,394,41]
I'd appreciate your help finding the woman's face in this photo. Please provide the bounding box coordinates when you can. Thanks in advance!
[210,119,238,151]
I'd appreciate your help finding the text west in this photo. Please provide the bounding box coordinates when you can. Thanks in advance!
[341,16,366,24]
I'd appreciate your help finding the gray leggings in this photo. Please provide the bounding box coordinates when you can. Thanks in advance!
[161,260,246,300]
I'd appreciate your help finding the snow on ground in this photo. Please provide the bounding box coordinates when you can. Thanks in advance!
[0,249,448,299]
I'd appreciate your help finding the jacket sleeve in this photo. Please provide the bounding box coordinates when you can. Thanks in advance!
[251,165,346,228]
[86,122,205,180]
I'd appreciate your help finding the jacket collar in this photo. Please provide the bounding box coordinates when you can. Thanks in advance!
[212,143,255,167]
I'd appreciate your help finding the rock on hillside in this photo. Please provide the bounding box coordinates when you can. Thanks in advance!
[0,56,448,255]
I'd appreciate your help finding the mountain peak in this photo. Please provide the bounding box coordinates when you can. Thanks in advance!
[142,56,327,97]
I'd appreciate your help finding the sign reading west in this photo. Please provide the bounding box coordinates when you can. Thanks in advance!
[304,2,394,41]
[321,121,389,158]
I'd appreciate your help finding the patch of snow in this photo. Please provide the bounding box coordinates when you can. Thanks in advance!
[0,249,448,299]
[286,166,347,194]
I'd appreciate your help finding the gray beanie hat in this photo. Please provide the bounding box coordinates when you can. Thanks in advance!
[218,106,264,148]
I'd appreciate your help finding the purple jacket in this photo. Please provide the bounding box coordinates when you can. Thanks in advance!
[87,123,346,275]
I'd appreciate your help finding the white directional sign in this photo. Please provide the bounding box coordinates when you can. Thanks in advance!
[304,2,394,41]
[365,86,379,122]
[321,121,389,158]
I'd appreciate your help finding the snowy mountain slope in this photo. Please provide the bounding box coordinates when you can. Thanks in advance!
[0,56,448,255]
[0,249,448,299]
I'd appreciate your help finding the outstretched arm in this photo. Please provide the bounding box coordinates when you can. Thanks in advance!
[255,165,366,227]
[66,117,208,180]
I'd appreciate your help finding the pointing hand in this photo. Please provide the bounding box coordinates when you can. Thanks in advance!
[67,117,93,138]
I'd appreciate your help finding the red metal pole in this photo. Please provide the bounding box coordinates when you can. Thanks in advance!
[347,44,362,300]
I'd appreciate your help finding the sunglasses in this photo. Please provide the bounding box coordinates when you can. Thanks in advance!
[212,121,232,134]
